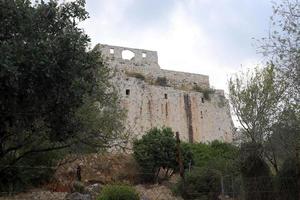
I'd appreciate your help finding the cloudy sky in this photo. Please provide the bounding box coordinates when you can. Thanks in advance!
[79,0,275,92]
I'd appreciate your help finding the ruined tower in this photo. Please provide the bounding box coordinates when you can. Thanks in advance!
[96,44,234,143]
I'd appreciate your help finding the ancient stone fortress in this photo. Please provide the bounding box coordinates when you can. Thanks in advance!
[96,44,234,143]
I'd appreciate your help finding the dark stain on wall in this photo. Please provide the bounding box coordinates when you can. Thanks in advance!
[165,102,168,118]
[147,99,152,126]
[184,94,193,143]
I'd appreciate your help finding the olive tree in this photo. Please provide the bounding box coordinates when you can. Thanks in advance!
[258,0,300,98]
[229,65,286,172]
[0,0,125,192]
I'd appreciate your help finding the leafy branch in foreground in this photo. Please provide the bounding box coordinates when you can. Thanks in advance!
[0,0,126,192]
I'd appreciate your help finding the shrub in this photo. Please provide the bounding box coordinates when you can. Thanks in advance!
[192,85,215,100]
[175,167,221,200]
[97,185,139,200]
[276,157,299,200]
[240,143,274,200]
[155,77,168,86]
[71,181,86,193]
[183,140,238,174]
[125,71,145,80]
[133,127,193,182]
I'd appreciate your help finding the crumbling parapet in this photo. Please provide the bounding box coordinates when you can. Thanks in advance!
[96,44,210,90]
[97,44,160,69]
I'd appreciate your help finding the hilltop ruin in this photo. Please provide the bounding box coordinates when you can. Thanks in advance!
[96,44,234,143]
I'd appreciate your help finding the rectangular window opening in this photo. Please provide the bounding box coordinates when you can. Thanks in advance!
[164,94,168,99]
[201,97,204,103]
[110,48,114,54]
[126,89,130,96]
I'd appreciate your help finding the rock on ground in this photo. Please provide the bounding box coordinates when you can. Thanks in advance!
[135,184,183,200]
[64,192,91,200]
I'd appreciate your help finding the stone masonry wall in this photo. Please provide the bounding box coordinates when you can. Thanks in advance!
[96,44,233,143]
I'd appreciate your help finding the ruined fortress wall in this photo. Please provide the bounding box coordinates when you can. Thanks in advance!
[115,77,233,142]
[98,44,210,89]
[96,44,233,143]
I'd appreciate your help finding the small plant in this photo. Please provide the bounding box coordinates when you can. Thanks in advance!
[155,77,168,86]
[192,85,215,100]
[97,184,139,200]
[218,95,226,107]
[71,181,86,193]
[125,71,145,80]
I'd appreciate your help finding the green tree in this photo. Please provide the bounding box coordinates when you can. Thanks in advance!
[258,0,300,96]
[229,65,286,172]
[0,0,125,192]
[266,106,300,164]
[133,127,192,182]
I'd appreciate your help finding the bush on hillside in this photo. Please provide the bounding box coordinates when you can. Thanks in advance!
[175,167,221,200]
[240,143,274,200]
[182,140,239,174]
[133,127,193,183]
[97,185,139,200]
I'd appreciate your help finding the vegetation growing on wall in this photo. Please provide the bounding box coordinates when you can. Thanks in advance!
[217,95,226,107]
[155,77,168,87]
[125,71,146,81]
[192,85,215,100]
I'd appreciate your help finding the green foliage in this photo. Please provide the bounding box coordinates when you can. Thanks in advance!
[240,143,274,200]
[192,85,215,100]
[175,141,239,199]
[155,77,168,86]
[184,141,239,174]
[259,0,300,95]
[175,167,221,200]
[0,151,60,193]
[133,127,193,182]
[276,157,300,200]
[217,95,226,107]
[229,65,289,172]
[97,185,139,200]
[229,65,285,143]
[0,0,125,193]
[267,106,300,162]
